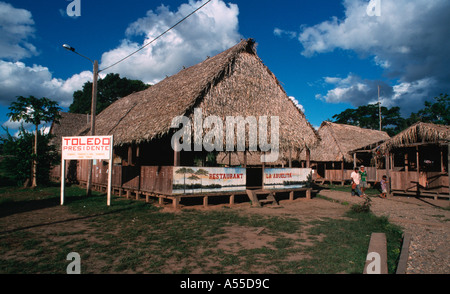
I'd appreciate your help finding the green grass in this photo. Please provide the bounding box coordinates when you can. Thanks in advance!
[0,185,403,274]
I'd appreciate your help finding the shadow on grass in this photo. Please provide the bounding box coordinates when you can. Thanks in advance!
[0,194,144,235]
[0,197,61,218]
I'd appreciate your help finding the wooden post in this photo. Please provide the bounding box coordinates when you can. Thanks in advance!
[289,147,292,168]
[173,197,180,209]
[306,188,311,200]
[244,151,247,168]
[353,153,357,169]
[385,151,391,196]
[306,148,310,168]
[229,194,235,205]
[448,143,450,199]
[128,145,133,165]
[404,152,408,172]
[60,159,65,205]
[341,157,345,186]
[289,191,294,201]
[203,196,208,208]
[416,146,420,194]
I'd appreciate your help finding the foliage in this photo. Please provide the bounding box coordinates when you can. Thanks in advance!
[7,96,61,128]
[7,96,61,187]
[350,196,372,213]
[68,73,150,114]
[331,93,449,136]
[408,93,449,125]
[0,126,59,187]
[332,104,405,136]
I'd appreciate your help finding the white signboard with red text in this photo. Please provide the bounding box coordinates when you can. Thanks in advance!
[62,136,112,160]
[61,136,113,206]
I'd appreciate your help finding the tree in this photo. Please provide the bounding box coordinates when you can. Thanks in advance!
[415,93,449,125]
[69,73,150,114]
[0,125,59,187]
[7,96,61,187]
[332,104,405,136]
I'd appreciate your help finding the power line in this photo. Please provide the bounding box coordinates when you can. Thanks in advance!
[100,0,212,73]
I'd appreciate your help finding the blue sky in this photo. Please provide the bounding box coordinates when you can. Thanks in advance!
[1,0,449,135]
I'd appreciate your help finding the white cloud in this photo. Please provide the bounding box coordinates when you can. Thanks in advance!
[0,1,37,60]
[0,60,92,108]
[317,73,393,106]
[274,28,297,39]
[0,0,242,131]
[289,96,305,113]
[288,0,450,115]
[99,0,241,84]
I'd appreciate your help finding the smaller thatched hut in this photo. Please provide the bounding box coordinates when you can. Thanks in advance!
[49,112,90,181]
[300,121,390,184]
[377,122,449,199]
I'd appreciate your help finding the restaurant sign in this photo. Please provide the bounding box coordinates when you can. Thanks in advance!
[172,167,246,195]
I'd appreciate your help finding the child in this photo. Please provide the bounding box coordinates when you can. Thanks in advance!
[380,175,388,198]
[351,167,362,197]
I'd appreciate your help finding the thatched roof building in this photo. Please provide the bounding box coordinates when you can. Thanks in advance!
[50,112,89,148]
[302,121,390,163]
[79,38,319,163]
[378,122,450,153]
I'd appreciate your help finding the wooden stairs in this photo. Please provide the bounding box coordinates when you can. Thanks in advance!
[246,189,280,207]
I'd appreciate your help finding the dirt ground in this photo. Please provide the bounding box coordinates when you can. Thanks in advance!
[318,189,450,274]
[1,188,449,274]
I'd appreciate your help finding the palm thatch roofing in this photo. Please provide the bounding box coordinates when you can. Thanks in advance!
[378,122,450,153]
[79,38,319,154]
[301,121,390,162]
[50,112,89,148]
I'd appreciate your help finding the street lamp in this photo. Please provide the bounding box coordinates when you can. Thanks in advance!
[63,44,100,196]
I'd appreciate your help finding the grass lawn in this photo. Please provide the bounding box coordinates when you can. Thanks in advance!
[0,185,403,274]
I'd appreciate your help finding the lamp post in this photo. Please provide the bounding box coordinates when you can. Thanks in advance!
[63,44,99,196]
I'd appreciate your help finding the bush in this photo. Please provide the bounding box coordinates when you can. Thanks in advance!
[350,196,372,213]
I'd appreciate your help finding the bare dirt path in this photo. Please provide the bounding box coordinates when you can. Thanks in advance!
[318,189,450,274]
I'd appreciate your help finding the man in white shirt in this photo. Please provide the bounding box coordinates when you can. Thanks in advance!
[350,167,362,196]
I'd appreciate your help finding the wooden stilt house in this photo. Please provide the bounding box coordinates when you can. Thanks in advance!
[300,121,390,185]
[377,122,449,199]
[73,38,320,208]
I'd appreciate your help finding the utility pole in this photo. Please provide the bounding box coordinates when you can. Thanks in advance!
[86,60,98,196]
[378,85,382,131]
[63,44,99,197]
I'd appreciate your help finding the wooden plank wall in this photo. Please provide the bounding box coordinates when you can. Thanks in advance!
[391,171,449,195]
[75,160,173,195]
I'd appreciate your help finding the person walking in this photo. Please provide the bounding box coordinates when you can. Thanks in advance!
[379,175,388,198]
[359,165,368,196]
[350,167,362,197]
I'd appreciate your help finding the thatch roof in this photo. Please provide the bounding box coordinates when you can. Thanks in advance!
[301,121,390,162]
[79,38,319,153]
[50,112,89,147]
[378,122,450,152]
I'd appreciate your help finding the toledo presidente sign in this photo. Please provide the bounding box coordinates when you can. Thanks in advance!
[61,136,114,206]
[62,136,112,160]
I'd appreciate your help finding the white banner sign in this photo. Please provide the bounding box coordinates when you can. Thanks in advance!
[62,136,113,160]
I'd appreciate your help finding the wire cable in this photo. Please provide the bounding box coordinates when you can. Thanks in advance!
[100,0,212,73]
